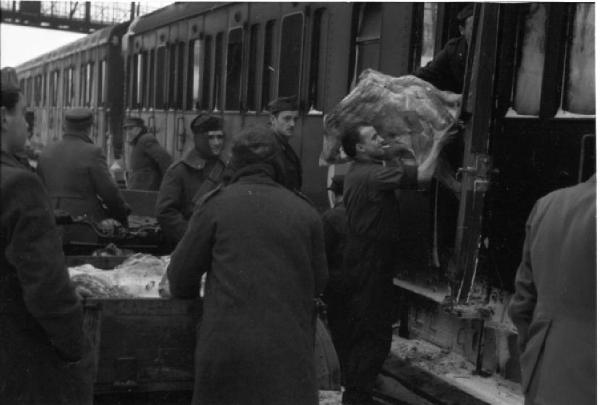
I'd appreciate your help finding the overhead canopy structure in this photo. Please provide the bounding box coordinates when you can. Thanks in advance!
[0,1,173,33]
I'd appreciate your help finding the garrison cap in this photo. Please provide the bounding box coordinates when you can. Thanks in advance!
[64,108,93,133]
[1,67,20,94]
[327,174,345,195]
[267,96,298,114]
[457,4,474,23]
[123,116,146,128]
[191,114,222,134]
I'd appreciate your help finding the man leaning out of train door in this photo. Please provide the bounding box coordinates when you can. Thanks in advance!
[166,125,328,405]
[339,123,448,405]
[268,95,303,191]
[155,114,227,248]
[1,67,94,405]
[124,116,173,191]
[37,107,131,241]
[414,4,474,94]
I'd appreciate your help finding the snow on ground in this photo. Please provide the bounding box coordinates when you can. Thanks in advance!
[390,337,523,405]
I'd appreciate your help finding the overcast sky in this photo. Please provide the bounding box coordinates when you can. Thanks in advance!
[1,24,86,68]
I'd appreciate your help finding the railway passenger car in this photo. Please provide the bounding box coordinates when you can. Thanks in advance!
[16,22,129,159]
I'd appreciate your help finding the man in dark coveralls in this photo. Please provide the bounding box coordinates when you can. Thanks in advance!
[268,96,302,191]
[414,4,474,94]
[166,125,328,405]
[156,114,226,247]
[0,67,93,404]
[37,108,131,226]
[124,116,172,190]
[321,175,349,374]
[340,124,446,404]
[509,176,596,405]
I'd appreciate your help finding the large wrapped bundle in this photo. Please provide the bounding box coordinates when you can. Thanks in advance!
[321,69,462,164]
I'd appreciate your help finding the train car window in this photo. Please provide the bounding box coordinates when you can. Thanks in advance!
[34,75,41,106]
[136,53,145,107]
[87,63,94,107]
[26,77,33,106]
[278,13,304,98]
[201,36,213,110]
[188,39,202,110]
[130,55,137,108]
[176,42,185,110]
[308,8,326,112]
[51,70,59,107]
[512,4,547,116]
[80,66,86,107]
[563,3,594,115]
[354,3,382,82]
[261,20,276,110]
[147,50,155,108]
[42,73,47,106]
[98,61,106,106]
[246,24,259,111]
[20,79,25,95]
[64,67,74,107]
[168,44,177,108]
[156,46,167,109]
[225,28,243,111]
[213,32,224,111]
[420,3,438,67]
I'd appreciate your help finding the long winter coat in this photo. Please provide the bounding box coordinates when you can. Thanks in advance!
[37,132,130,224]
[156,148,225,245]
[167,166,328,405]
[509,176,596,405]
[0,151,94,404]
[128,132,173,190]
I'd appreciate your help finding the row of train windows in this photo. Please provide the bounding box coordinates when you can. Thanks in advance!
[21,60,108,108]
[130,9,326,112]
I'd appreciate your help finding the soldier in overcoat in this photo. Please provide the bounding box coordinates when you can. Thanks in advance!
[155,115,226,246]
[509,176,596,405]
[124,117,172,190]
[37,108,130,225]
[167,125,328,405]
[0,67,93,405]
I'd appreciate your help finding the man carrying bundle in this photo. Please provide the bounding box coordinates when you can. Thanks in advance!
[339,123,447,405]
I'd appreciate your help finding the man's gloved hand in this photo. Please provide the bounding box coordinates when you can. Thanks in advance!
[74,285,94,300]
[158,273,171,299]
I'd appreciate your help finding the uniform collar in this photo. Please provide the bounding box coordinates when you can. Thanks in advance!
[64,131,94,144]
[182,147,207,170]
[1,149,28,169]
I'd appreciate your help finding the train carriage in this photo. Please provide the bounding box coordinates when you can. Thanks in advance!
[16,22,128,160]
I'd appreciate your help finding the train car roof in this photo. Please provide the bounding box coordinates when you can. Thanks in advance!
[16,22,128,72]
[131,2,228,35]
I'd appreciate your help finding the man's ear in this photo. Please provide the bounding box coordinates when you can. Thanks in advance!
[355,142,365,154]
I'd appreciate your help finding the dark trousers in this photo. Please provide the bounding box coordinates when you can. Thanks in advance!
[340,236,396,402]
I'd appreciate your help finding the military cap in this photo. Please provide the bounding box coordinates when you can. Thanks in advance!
[64,108,93,133]
[457,4,474,23]
[123,116,146,128]
[1,67,20,94]
[327,174,345,195]
[191,114,222,134]
[267,96,298,114]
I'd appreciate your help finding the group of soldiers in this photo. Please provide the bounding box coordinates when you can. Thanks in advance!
[1,4,595,405]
